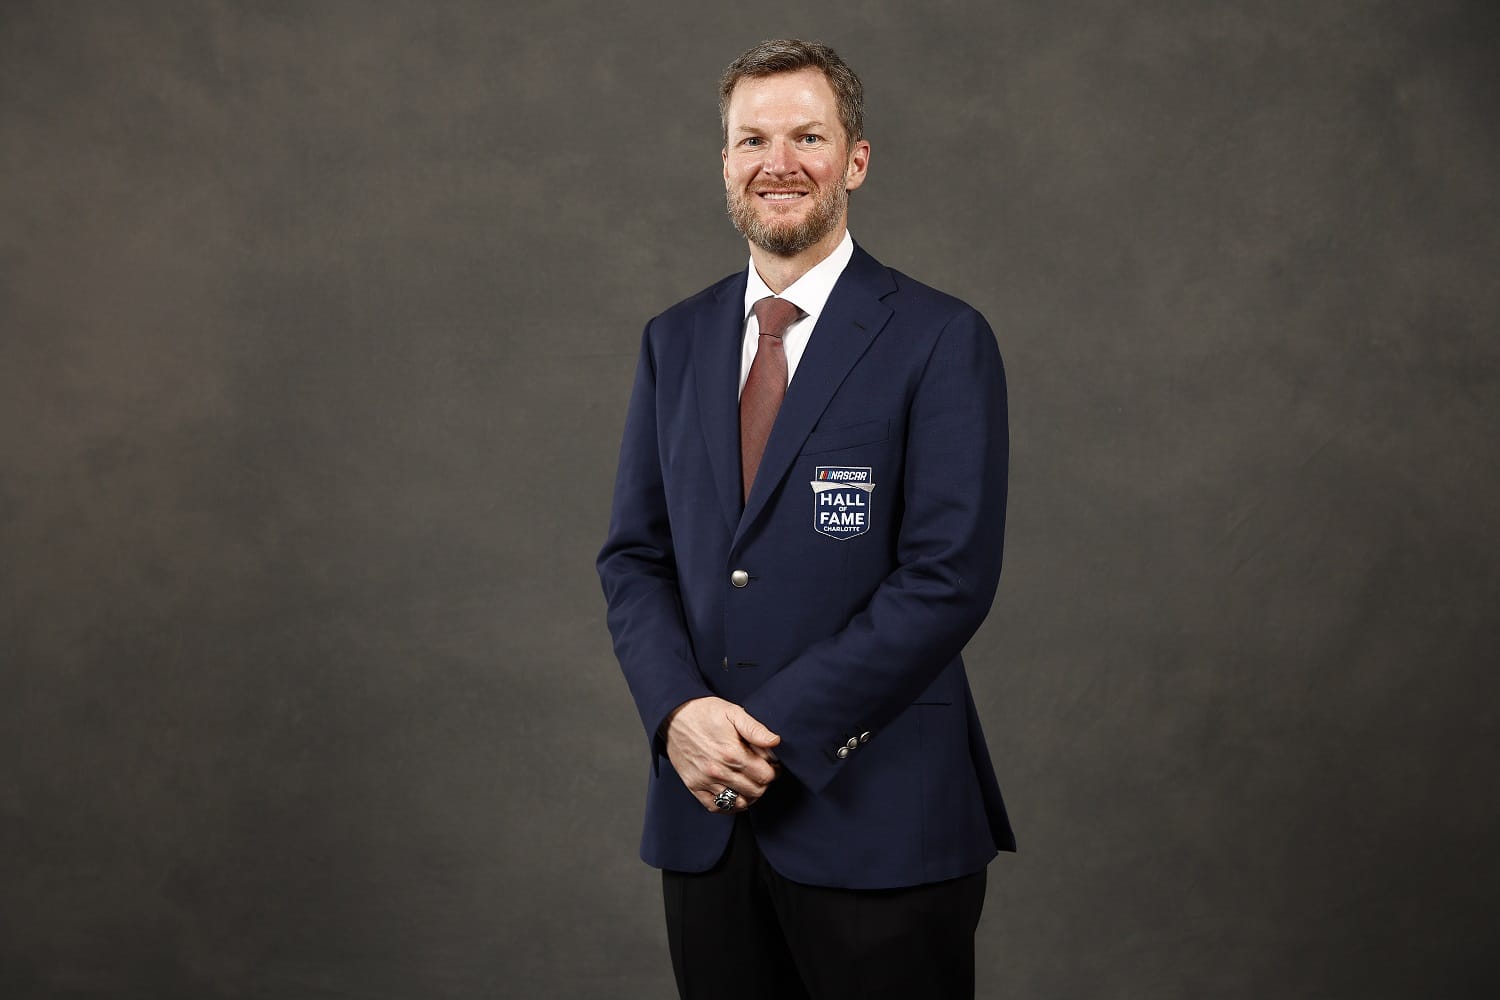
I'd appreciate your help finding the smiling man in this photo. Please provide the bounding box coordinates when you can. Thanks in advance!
[721,65,863,263]
[598,39,1015,1000]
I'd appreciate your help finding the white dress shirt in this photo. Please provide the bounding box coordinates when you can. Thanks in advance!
[738,230,856,397]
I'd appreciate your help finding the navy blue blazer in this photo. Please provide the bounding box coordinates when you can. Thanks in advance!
[598,244,1015,890]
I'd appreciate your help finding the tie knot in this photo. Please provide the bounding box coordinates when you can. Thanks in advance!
[753,296,802,340]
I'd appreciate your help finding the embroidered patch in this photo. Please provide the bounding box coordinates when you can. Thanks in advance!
[811,466,875,539]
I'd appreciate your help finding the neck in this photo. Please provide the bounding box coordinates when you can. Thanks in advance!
[748,225,847,295]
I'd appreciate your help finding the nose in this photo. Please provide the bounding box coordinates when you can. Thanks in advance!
[760,137,796,177]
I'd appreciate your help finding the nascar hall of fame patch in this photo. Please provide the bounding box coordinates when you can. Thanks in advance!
[811,467,875,540]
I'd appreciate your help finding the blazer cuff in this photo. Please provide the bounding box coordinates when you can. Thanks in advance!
[739,693,853,796]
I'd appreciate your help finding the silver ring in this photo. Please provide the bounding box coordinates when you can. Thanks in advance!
[713,788,739,810]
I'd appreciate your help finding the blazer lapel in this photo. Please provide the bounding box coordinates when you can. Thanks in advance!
[735,246,896,546]
[693,271,749,535]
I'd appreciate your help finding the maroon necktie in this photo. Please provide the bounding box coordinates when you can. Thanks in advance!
[740,296,803,501]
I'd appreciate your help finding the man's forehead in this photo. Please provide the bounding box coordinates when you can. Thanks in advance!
[728,69,835,104]
[727,71,837,121]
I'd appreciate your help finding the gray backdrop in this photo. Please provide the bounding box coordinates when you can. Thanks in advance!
[3,1,1496,998]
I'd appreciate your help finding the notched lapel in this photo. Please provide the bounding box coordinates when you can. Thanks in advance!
[692,276,748,534]
[736,249,896,544]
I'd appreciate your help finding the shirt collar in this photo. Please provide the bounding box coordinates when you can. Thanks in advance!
[742,230,855,322]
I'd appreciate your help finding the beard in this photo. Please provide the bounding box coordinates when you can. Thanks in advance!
[726,177,848,257]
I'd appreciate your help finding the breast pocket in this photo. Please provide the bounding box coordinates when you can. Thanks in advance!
[801,417,891,456]
[803,418,893,542]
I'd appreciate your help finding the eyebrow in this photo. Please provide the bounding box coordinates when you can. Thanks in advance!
[734,121,829,135]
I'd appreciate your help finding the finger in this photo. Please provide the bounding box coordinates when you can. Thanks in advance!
[702,784,753,813]
[748,743,781,763]
[715,756,772,795]
[730,709,781,749]
[728,755,776,790]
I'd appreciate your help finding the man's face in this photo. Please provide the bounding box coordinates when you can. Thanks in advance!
[722,68,870,257]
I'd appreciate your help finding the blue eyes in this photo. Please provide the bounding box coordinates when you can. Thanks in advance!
[742,135,823,148]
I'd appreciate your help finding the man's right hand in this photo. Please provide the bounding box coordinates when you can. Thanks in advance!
[661,696,782,813]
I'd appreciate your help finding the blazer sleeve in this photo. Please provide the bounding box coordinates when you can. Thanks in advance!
[596,323,715,765]
[741,306,1008,794]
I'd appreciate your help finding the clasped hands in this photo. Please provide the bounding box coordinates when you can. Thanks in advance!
[662,696,781,813]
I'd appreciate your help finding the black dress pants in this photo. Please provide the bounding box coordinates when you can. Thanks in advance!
[662,815,987,1000]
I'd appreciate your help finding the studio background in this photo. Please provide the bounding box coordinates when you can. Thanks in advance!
[2,2,1496,998]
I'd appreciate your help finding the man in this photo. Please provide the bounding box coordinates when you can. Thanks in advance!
[597,39,1015,1000]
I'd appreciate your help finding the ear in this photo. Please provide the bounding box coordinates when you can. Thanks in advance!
[844,138,871,192]
[722,146,729,185]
